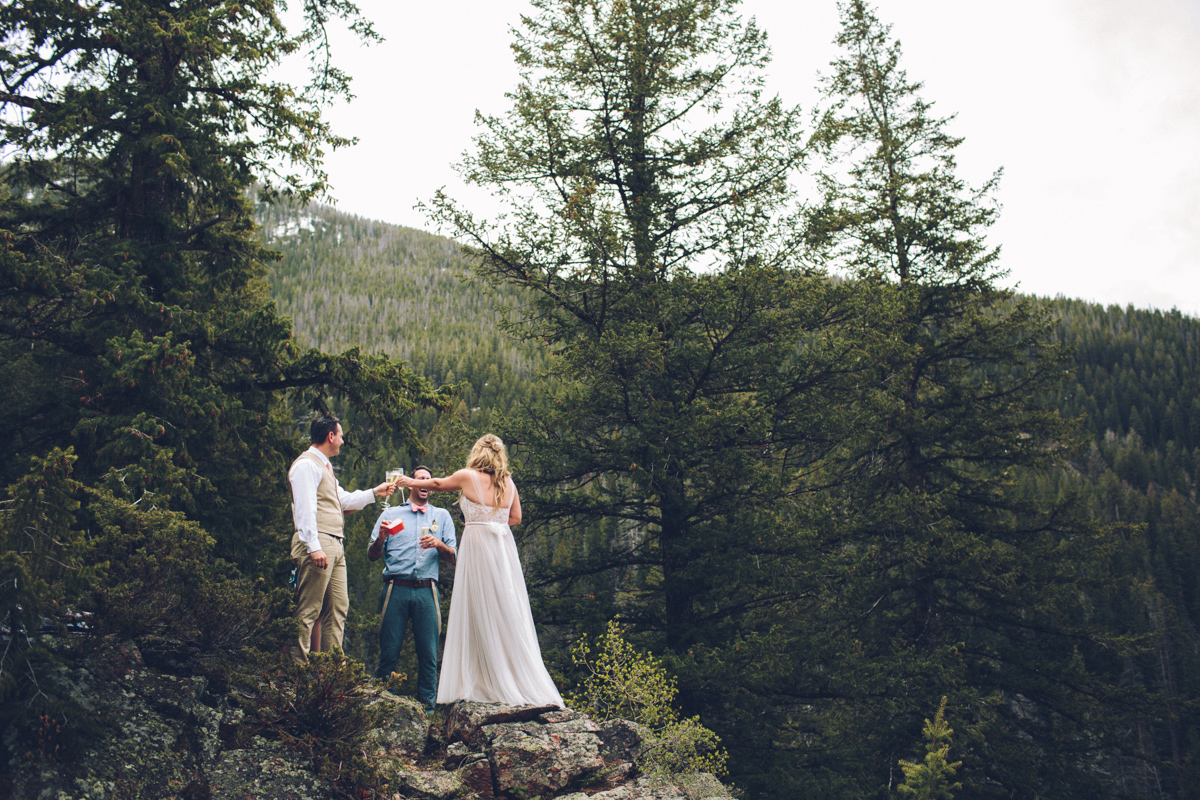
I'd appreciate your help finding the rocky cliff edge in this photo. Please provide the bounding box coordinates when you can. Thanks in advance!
[3,640,733,800]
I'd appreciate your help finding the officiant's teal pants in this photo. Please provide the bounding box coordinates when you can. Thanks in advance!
[376,583,440,710]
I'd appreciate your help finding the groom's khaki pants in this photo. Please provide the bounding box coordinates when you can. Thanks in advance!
[291,531,348,663]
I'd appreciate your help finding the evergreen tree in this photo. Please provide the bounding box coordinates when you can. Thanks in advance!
[427,0,867,659]
[788,2,1142,796]
[897,698,962,800]
[0,0,449,566]
[0,0,450,743]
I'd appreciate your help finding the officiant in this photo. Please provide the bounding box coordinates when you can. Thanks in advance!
[367,465,456,712]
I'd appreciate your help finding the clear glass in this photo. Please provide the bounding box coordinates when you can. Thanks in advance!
[384,467,405,507]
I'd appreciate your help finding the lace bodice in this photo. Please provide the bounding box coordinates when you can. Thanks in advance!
[459,493,510,526]
[459,471,512,526]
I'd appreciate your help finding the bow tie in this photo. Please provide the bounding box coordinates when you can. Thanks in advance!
[410,504,428,514]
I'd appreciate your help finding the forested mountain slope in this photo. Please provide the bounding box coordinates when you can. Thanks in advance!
[259,201,545,431]
[262,201,1200,498]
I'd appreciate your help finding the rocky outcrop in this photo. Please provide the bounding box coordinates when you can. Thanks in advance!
[2,641,733,800]
[440,703,648,798]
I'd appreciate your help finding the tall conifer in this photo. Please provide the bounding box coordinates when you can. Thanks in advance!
[792,1,1141,795]
[0,0,450,735]
[428,0,866,659]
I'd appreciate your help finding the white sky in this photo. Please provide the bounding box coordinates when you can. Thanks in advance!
[305,0,1200,316]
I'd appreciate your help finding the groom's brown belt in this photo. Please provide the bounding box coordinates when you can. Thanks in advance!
[384,577,433,588]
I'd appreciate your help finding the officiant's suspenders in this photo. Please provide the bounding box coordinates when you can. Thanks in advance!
[431,583,441,635]
[376,575,443,638]
[377,582,393,639]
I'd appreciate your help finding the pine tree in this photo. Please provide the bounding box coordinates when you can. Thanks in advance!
[0,0,449,567]
[427,0,869,658]
[790,1,1142,795]
[0,0,450,740]
[897,698,962,800]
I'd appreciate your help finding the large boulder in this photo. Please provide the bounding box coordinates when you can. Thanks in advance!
[370,692,429,760]
[432,703,654,799]
[444,701,560,750]
[206,737,328,799]
[484,714,606,796]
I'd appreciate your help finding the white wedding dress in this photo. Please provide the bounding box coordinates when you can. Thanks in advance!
[436,472,564,707]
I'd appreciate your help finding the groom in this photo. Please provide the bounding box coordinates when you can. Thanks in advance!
[368,465,456,711]
[289,414,395,662]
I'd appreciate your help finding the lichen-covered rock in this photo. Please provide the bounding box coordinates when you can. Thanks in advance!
[457,754,494,799]
[577,775,709,800]
[206,737,328,799]
[370,692,429,759]
[3,640,333,800]
[6,641,229,800]
[443,741,472,770]
[392,766,464,800]
[572,773,734,800]
[484,716,606,796]
[443,701,560,750]
[673,772,736,800]
[4,643,734,800]
[598,718,648,767]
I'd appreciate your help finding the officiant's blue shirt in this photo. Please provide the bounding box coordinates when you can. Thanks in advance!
[369,503,457,581]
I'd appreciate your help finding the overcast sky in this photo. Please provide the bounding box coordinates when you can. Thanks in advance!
[304,0,1200,316]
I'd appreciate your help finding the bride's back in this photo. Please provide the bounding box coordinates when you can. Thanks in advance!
[460,469,514,509]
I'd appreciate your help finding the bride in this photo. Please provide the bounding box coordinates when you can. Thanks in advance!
[397,434,564,708]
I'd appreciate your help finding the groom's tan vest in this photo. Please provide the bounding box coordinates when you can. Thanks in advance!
[292,450,345,538]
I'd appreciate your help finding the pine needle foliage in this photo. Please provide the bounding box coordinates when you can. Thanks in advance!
[897,698,963,800]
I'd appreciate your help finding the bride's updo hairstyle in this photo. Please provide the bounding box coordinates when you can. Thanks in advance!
[466,434,511,507]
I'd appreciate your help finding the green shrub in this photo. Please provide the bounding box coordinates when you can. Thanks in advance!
[567,620,727,778]
[82,488,293,681]
[235,649,403,799]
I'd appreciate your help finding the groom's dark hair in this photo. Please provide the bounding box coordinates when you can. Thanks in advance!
[413,465,433,478]
[310,414,340,445]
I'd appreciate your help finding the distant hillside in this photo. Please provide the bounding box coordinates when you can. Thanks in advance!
[1049,297,1200,494]
[259,203,1200,491]
[257,200,546,428]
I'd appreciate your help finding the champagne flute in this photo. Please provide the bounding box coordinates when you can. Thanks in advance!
[384,467,404,508]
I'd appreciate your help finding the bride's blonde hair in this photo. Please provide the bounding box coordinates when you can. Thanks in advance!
[466,434,510,507]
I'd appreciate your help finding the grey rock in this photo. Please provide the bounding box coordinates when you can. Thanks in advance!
[586,777,690,800]
[457,754,495,800]
[4,641,330,800]
[207,738,328,799]
[584,773,734,800]
[4,645,735,800]
[537,708,589,724]
[675,772,736,800]
[392,767,463,800]
[443,741,472,769]
[599,718,649,766]
[7,642,232,800]
[369,692,429,759]
[444,701,560,750]
[484,718,606,796]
